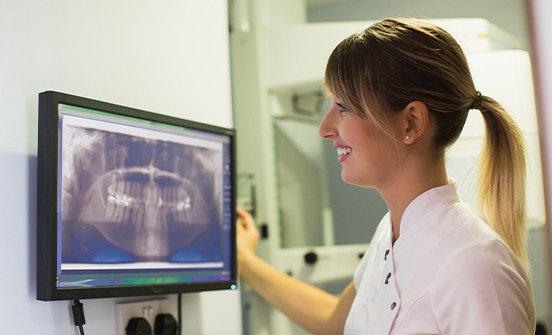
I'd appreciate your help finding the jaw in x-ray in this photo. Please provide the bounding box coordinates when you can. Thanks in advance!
[61,125,223,263]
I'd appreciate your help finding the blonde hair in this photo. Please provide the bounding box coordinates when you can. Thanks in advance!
[325,18,528,270]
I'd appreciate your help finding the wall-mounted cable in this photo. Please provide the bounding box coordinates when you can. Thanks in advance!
[71,299,86,335]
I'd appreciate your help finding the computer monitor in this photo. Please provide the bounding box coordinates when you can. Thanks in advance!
[37,91,236,300]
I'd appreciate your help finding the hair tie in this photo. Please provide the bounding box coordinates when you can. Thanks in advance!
[470,91,483,110]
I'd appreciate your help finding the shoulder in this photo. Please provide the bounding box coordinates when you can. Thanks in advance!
[429,239,535,334]
[422,201,504,258]
[433,238,528,290]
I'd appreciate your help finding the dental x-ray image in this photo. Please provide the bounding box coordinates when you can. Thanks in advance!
[60,117,224,266]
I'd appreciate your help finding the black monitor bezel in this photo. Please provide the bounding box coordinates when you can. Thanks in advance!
[37,90,237,301]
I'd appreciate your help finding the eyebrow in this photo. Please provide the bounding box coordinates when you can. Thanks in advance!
[335,102,347,109]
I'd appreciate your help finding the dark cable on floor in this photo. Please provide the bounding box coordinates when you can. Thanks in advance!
[72,299,86,335]
[178,293,182,335]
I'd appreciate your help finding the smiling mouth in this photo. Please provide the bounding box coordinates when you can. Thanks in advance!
[337,146,352,162]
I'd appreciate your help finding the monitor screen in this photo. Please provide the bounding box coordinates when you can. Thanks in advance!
[37,91,236,300]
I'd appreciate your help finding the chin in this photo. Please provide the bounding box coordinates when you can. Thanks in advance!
[341,171,365,187]
[341,169,380,189]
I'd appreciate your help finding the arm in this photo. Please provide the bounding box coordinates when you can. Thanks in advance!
[237,207,355,335]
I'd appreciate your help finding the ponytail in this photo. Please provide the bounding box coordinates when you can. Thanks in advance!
[476,95,529,271]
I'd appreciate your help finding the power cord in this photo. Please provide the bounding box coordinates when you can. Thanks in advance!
[177,293,182,335]
[72,299,86,335]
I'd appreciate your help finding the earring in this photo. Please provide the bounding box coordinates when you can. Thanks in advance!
[405,135,411,141]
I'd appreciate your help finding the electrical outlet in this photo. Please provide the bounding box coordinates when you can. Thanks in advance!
[116,297,176,335]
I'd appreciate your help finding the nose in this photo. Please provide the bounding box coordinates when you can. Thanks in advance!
[319,108,338,139]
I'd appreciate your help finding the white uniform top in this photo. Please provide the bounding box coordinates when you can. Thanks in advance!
[344,183,535,335]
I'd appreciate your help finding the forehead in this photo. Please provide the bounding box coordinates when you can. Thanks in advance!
[327,93,342,103]
[324,88,339,101]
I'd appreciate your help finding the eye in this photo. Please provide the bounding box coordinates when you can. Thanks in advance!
[335,102,348,114]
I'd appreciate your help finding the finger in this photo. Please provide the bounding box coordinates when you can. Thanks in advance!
[236,222,245,234]
[236,207,254,227]
[236,217,251,237]
[236,206,249,219]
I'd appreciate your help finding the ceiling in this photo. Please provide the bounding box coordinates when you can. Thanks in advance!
[305,0,353,8]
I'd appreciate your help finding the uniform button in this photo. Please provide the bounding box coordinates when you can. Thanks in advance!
[391,302,397,310]
[384,249,390,261]
[384,272,391,284]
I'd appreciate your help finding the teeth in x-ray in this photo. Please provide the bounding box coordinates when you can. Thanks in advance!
[104,174,196,223]
[78,166,210,260]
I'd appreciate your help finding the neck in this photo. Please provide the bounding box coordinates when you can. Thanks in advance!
[379,155,449,244]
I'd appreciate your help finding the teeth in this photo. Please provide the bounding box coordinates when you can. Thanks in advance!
[81,167,212,259]
[175,188,191,225]
[337,147,352,156]
[104,178,197,228]
[106,182,138,222]
[111,181,125,222]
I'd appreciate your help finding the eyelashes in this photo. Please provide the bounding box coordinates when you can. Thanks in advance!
[335,102,348,113]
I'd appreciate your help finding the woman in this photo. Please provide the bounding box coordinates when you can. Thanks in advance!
[237,17,535,334]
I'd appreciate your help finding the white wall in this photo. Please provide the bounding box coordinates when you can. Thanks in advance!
[0,0,241,334]
[529,1,552,207]
[529,0,552,308]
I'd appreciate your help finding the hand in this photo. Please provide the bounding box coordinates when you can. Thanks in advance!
[236,206,260,267]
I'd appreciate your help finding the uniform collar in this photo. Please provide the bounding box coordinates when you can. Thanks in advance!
[398,181,459,238]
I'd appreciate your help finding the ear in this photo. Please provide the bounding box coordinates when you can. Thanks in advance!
[401,101,430,144]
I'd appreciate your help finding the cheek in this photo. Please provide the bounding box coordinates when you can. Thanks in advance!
[355,138,399,175]
[355,146,388,173]
[350,129,387,160]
